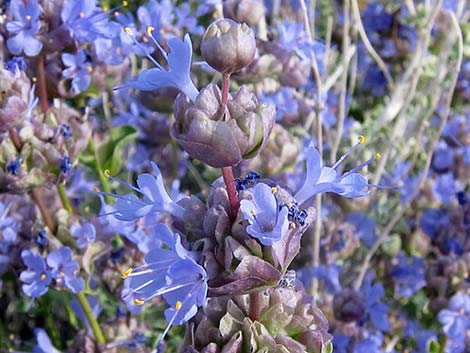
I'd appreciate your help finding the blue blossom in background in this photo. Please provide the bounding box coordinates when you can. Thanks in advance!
[361,276,390,332]
[46,247,84,294]
[70,222,96,249]
[5,56,27,72]
[391,252,426,298]
[61,0,111,42]
[419,209,449,239]
[34,230,47,247]
[295,139,376,203]
[353,332,386,353]
[124,31,199,101]
[240,183,289,246]
[33,328,62,353]
[20,250,52,300]
[61,50,93,94]
[438,294,470,341]
[6,0,42,56]
[6,157,23,175]
[102,161,185,221]
[259,87,298,122]
[433,173,460,204]
[346,212,376,247]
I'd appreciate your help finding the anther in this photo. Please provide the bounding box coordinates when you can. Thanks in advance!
[104,169,110,178]
[147,26,155,37]
[134,298,145,305]
[289,222,296,229]
[79,12,85,17]
[124,27,133,35]
[250,210,256,216]
[25,15,31,20]
[86,66,93,73]
[32,77,37,82]
[375,153,381,159]
[271,186,278,194]
[175,301,182,310]
[122,0,128,6]
[93,187,100,192]
[121,268,133,279]
[358,135,366,144]
[40,273,46,281]
[102,6,109,12]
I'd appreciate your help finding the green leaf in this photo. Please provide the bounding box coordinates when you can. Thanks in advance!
[427,339,440,353]
[323,341,334,353]
[97,125,138,175]
[381,234,402,257]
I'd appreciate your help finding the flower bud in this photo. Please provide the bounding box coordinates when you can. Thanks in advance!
[171,83,275,168]
[223,0,265,27]
[201,19,256,75]
[333,289,366,322]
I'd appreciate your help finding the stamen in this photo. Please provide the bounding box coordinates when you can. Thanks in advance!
[289,222,296,229]
[271,186,278,194]
[103,6,109,12]
[124,27,133,35]
[40,273,46,281]
[121,268,133,279]
[32,77,37,82]
[146,26,155,37]
[79,12,85,18]
[146,26,168,59]
[25,15,31,20]
[104,169,110,178]
[331,136,365,169]
[250,210,256,216]
[122,0,128,6]
[175,301,182,310]
[343,154,380,176]
[134,298,145,305]
[375,153,381,159]
[123,27,165,70]
[86,66,93,73]
[93,187,100,192]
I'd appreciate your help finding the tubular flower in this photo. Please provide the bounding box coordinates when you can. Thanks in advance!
[121,223,207,345]
[123,28,199,101]
[99,161,185,221]
[295,137,380,204]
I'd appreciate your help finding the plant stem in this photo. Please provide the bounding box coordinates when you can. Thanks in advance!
[249,292,260,322]
[221,166,240,221]
[37,55,49,114]
[75,292,106,345]
[221,73,230,105]
[31,189,57,234]
[57,183,73,213]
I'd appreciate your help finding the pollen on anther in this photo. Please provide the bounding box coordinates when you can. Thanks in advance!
[93,187,100,192]
[124,27,133,34]
[375,153,381,159]
[358,135,366,144]
[250,210,256,216]
[134,298,145,305]
[271,186,278,194]
[32,77,37,82]
[147,26,155,37]
[104,169,110,178]
[122,0,128,6]
[289,222,296,229]
[40,273,46,281]
[79,12,85,17]
[121,268,133,279]
[102,6,109,12]
[86,66,93,73]
[175,301,182,310]
[25,15,31,20]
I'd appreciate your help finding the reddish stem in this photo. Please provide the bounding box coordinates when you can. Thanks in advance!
[8,128,22,152]
[37,55,49,114]
[221,166,239,221]
[221,73,230,105]
[31,189,57,234]
[249,292,260,322]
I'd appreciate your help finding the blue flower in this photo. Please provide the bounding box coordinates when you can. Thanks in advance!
[33,328,62,353]
[34,230,47,247]
[61,0,111,42]
[295,138,377,204]
[240,183,290,246]
[362,277,390,332]
[5,56,27,72]
[419,209,449,239]
[438,294,470,341]
[6,157,23,175]
[259,87,298,122]
[19,250,52,299]
[70,222,96,249]
[353,332,386,353]
[391,252,426,298]
[123,30,199,101]
[59,156,72,174]
[101,161,185,221]
[6,0,42,56]
[346,212,376,247]
[61,50,93,94]
[121,224,207,343]
[433,173,460,204]
[46,247,84,294]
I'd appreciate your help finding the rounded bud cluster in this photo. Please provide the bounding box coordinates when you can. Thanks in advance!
[223,0,265,27]
[201,18,256,75]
